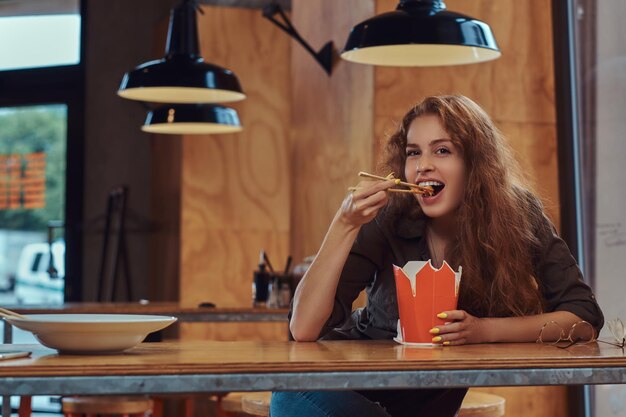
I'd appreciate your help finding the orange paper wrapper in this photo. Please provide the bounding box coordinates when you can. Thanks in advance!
[393,261,462,345]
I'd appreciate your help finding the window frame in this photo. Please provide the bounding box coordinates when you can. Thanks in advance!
[0,0,86,302]
[552,1,598,417]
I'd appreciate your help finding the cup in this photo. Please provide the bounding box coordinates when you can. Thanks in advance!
[393,261,461,344]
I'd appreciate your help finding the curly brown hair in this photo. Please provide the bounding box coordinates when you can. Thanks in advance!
[380,95,545,317]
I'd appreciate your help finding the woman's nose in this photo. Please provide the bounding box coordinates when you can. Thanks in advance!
[416,157,434,173]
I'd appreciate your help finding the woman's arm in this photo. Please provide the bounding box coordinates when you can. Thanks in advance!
[435,205,603,345]
[289,180,395,341]
[433,309,584,344]
[532,212,604,331]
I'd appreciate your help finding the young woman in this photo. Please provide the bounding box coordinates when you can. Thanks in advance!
[271,95,604,417]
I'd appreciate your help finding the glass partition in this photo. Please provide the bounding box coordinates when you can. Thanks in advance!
[573,1,626,416]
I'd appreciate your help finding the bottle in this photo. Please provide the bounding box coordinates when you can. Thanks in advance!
[253,252,270,308]
[278,278,291,308]
[267,275,280,308]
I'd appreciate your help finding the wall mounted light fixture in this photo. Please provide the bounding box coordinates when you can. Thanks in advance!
[262,3,335,75]
[341,0,500,67]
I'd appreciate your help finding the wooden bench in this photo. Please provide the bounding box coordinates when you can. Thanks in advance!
[62,396,154,417]
[216,390,505,417]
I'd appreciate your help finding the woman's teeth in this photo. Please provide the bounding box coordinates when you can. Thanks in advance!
[418,181,443,187]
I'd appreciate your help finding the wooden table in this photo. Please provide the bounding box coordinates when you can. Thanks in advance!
[0,340,625,398]
[2,303,289,343]
[1,303,289,417]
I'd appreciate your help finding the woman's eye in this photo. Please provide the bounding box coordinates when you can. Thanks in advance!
[406,149,420,157]
[435,147,450,155]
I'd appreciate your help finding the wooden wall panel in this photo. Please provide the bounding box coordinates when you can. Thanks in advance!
[375,0,556,123]
[499,122,560,222]
[181,322,288,341]
[373,1,564,416]
[290,0,375,262]
[179,6,291,340]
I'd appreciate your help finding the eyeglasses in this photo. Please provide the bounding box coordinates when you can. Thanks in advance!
[536,320,596,349]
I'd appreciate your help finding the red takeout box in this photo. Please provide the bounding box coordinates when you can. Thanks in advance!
[393,261,462,345]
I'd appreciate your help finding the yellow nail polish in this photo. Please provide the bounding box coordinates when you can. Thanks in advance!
[432,336,442,343]
[429,328,440,334]
[437,313,448,319]
[443,341,451,346]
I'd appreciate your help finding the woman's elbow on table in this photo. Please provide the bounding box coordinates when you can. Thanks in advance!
[289,320,322,342]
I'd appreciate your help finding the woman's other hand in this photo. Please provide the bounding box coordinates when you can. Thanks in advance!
[429,310,491,345]
[339,180,395,228]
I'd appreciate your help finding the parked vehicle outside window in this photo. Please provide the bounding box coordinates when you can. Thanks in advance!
[14,240,64,304]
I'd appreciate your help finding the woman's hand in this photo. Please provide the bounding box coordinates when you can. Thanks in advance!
[338,180,395,228]
[430,310,492,345]
[290,178,395,342]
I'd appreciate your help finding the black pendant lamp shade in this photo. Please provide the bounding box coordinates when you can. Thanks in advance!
[341,0,501,67]
[118,0,245,104]
[142,104,242,135]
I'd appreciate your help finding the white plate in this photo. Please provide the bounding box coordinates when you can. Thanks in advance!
[5,314,177,354]
[393,336,435,347]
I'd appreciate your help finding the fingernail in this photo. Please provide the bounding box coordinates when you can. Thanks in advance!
[429,328,440,334]
[437,313,447,319]
[443,341,451,346]
[432,336,442,343]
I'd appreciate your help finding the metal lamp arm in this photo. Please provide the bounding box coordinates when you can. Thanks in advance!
[262,3,335,75]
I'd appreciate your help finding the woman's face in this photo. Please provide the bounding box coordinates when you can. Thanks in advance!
[404,115,466,222]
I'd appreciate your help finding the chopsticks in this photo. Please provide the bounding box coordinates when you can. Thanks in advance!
[0,307,29,320]
[347,187,427,195]
[350,171,434,196]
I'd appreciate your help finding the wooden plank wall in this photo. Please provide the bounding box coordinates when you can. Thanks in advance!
[373,1,564,416]
[290,0,375,263]
[178,5,291,340]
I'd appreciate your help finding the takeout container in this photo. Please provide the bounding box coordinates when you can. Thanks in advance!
[393,261,461,345]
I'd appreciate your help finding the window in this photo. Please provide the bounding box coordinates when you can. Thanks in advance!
[0,104,68,305]
[0,14,81,71]
[0,0,84,308]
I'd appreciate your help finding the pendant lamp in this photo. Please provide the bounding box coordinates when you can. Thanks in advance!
[142,104,242,135]
[118,0,245,103]
[341,0,501,67]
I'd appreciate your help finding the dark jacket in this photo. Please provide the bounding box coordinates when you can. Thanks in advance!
[319,209,604,340]
[287,200,604,417]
